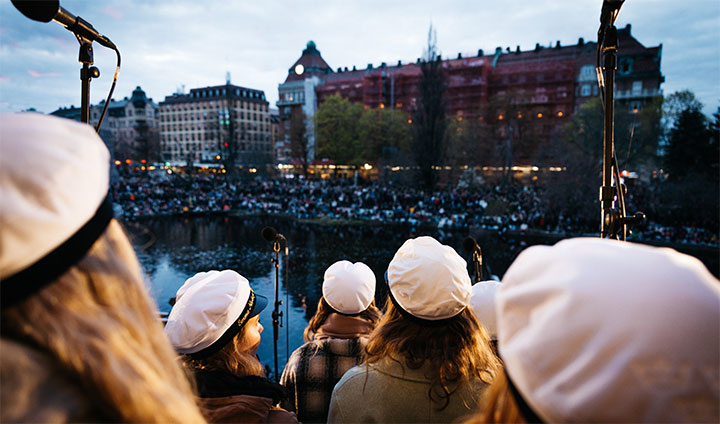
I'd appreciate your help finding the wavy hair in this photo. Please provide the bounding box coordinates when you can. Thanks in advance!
[466,371,525,424]
[303,297,382,342]
[0,220,206,423]
[363,296,501,410]
[187,317,265,377]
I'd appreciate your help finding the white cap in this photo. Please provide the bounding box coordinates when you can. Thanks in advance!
[0,113,111,305]
[498,238,720,423]
[387,236,471,321]
[322,260,376,314]
[164,270,267,356]
[469,280,501,339]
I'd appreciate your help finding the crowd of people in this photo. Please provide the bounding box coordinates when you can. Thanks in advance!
[2,113,719,423]
[111,170,719,247]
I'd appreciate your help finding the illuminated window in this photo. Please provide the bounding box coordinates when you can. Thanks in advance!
[498,114,504,120]
[537,113,543,118]
[557,111,564,117]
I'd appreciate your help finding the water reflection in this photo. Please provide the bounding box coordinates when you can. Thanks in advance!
[125,215,718,378]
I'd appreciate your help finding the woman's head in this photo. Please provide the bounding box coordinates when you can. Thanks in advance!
[2,220,206,423]
[164,270,268,377]
[493,238,720,423]
[0,113,204,423]
[304,260,380,341]
[366,236,500,408]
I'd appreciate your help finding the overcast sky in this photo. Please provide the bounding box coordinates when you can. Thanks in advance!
[1,0,718,116]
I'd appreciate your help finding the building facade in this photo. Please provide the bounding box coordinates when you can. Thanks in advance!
[277,41,332,164]
[158,82,272,167]
[278,24,662,166]
[51,86,159,161]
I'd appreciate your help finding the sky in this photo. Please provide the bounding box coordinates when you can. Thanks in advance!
[1,0,719,116]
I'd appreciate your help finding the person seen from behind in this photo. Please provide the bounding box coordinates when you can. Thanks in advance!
[280,260,381,423]
[0,113,205,423]
[164,270,298,423]
[468,238,720,423]
[328,236,501,423]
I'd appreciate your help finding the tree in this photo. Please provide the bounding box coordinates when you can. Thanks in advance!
[484,89,547,185]
[289,109,310,177]
[315,95,364,167]
[134,120,161,163]
[665,105,711,180]
[412,24,447,189]
[359,107,411,168]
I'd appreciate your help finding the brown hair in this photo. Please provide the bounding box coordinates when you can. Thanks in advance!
[187,316,265,377]
[303,297,382,342]
[0,220,206,423]
[364,296,501,410]
[466,371,525,424]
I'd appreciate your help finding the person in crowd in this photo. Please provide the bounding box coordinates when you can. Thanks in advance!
[469,280,502,354]
[328,236,501,423]
[280,260,381,423]
[469,238,720,423]
[164,270,298,423]
[0,113,205,423]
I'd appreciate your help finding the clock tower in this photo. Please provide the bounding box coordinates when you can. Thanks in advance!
[277,41,333,165]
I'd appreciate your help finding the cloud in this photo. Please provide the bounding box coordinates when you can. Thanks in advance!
[103,5,124,19]
[28,70,61,78]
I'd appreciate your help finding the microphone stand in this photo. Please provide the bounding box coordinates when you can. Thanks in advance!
[472,248,482,283]
[598,7,645,240]
[77,36,100,124]
[270,239,283,382]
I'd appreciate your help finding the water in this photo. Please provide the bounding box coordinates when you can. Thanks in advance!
[125,214,719,379]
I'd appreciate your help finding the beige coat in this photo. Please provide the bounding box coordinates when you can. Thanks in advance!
[328,357,489,423]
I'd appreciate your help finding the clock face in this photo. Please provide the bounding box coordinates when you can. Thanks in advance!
[294,64,304,75]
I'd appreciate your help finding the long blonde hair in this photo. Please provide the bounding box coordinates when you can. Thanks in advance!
[187,319,265,378]
[303,297,382,342]
[0,220,206,423]
[466,371,525,424]
[364,297,501,410]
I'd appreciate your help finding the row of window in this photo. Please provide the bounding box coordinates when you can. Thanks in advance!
[160,101,268,112]
[161,132,271,142]
[188,88,266,101]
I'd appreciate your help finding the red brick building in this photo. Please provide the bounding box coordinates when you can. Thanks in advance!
[277,24,663,166]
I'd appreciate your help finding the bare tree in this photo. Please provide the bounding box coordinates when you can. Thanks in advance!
[290,109,310,177]
[412,24,447,189]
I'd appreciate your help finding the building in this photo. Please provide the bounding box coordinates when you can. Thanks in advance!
[92,86,159,161]
[158,82,272,168]
[277,41,332,163]
[51,86,159,162]
[278,24,662,166]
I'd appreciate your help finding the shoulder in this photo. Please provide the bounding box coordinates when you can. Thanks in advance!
[332,364,370,392]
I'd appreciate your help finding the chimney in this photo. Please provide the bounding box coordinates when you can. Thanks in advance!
[515,45,520,53]
[535,43,541,51]
[457,52,462,59]
[555,40,561,48]
[367,63,373,70]
[578,37,584,46]
[397,60,402,67]
[477,49,484,57]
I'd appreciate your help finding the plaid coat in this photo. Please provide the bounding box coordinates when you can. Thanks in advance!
[280,336,368,424]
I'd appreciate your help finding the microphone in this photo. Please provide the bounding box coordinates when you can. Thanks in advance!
[600,0,625,26]
[262,226,285,242]
[12,0,116,49]
[462,237,483,283]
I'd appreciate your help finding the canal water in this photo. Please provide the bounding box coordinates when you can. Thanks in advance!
[125,215,719,380]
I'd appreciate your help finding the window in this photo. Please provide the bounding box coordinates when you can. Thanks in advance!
[632,81,642,95]
[581,84,591,97]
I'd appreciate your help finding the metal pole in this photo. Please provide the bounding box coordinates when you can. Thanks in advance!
[271,240,282,382]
